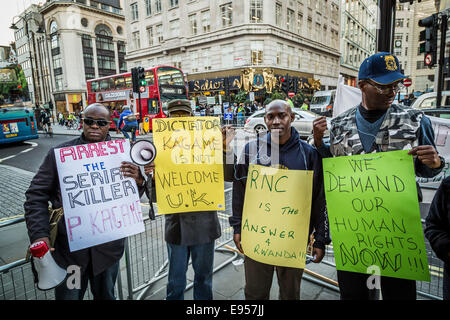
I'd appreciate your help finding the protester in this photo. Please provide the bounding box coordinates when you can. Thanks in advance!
[313,52,445,300]
[229,99,329,300]
[118,105,138,142]
[425,176,450,300]
[142,98,235,300]
[24,103,146,300]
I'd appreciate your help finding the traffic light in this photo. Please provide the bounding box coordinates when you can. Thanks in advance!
[131,67,139,93]
[418,13,438,68]
[280,75,289,94]
[137,67,145,87]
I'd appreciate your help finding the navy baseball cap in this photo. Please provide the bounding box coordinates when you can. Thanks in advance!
[358,52,406,85]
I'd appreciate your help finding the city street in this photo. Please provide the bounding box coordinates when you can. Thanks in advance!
[1,0,449,302]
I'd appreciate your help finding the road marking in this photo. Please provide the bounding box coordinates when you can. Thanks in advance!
[0,155,16,162]
[0,141,38,162]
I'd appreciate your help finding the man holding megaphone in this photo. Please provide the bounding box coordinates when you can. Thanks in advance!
[142,99,235,300]
[24,103,147,300]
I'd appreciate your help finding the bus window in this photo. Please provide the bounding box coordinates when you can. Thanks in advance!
[157,67,184,86]
[125,76,132,88]
[145,71,155,85]
[108,78,115,90]
[115,76,125,89]
[91,81,99,92]
[100,79,109,91]
[147,99,159,114]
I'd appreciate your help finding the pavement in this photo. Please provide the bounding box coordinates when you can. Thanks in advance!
[0,125,441,300]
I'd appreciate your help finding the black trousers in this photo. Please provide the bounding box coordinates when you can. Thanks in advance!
[244,256,304,300]
[337,270,416,300]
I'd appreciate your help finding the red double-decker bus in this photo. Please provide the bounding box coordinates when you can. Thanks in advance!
[86,66,188,131]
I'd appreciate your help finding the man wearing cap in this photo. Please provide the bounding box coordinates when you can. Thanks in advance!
[313,52,445,300]
[146,99,235,300]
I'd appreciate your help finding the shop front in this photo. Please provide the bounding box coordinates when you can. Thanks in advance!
[187,67,319,104]
[68,93,83,114]
[54,93,67,116]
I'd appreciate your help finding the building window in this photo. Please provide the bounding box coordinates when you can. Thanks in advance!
[95,24,116,76]
[132,31,141,49]
[250,40,264,65]
[276,43,283,65]
[172,54,181,69]
[221,44,234,68]
[221,3,233,27]
[83,53,94,69]
[147,26,154,46]
[297,12,303,34]
[54,75,63,91]
[145,0,152,16]
[97,55,116,72]
[202,11,211,33]
[202,48,211,70]
[52,55,62,69]
[287,8,295,31]
[250,0,263,23]
[170,19,180,38]
[118,41,126,54]
[169,0,178,8]
[287,45,294,67]
[155,0,162,13]
[131,2,139,20]
[118,41,127,73]
[156,24,163,43]
[191,50,199,72]
[189,14,198,35]
[276,3,282,27]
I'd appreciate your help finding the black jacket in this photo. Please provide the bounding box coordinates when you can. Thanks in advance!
[24,134,144,276]
[160,151,235,246]
[425,177,450,272]
[229,127,330,250]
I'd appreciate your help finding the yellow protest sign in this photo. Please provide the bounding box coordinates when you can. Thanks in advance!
[152,116,225,214]
[241,164,313,269]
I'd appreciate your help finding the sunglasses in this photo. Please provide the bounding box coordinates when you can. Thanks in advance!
[83,118,110,127]
[366,81,405,94]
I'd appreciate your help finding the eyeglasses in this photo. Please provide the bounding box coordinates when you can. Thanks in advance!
[366,81,405,94]
[83,118,110,127]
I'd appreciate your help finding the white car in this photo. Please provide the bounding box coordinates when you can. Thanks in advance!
[411,91,450,109]
[243,109,330,138]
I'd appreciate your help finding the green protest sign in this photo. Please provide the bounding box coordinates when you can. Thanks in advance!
[323,150,430,282]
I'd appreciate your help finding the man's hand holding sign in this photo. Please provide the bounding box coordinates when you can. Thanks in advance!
[24,103,146,299]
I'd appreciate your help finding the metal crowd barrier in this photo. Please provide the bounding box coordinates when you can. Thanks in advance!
[0,189,445,300]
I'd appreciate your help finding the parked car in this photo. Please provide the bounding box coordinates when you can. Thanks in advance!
[243,109,330,138]
[411,91,450,109]
[310,90,336,117]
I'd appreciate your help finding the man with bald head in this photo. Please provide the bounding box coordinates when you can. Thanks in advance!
[24,103,146,300]
[229,99,329,300]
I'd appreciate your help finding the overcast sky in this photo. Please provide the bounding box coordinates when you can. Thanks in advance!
[0,0,43,47]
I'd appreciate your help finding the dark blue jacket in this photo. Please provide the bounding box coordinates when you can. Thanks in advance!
[229,127,330,250]
[118,109,138,128]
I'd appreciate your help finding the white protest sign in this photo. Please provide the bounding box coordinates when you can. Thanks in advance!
[55,139,145,252]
